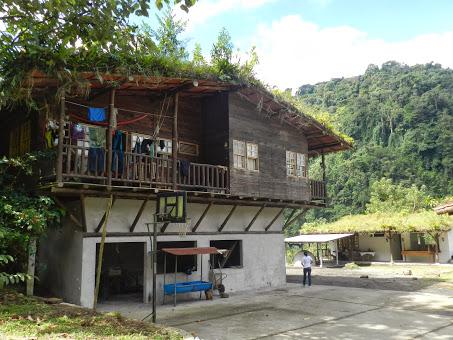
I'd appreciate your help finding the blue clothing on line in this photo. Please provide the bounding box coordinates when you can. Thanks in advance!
[88,107,106,122]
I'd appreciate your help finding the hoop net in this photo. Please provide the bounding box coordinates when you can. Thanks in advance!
[175,218,191,237]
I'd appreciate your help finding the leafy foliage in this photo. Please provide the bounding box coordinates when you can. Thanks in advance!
[366,178,433,214]
[151,8,188,60]
[298,62,453,225]
[0,154,61,286]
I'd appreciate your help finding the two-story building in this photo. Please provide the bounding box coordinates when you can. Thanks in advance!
[1,71,350,308]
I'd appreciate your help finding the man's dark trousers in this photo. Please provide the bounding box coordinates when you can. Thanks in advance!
[303,267,312,286]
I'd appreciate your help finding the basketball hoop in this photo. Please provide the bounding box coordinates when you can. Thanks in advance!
[156,192,187,223]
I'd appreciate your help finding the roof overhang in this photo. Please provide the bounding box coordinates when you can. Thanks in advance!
[285,233,353,243]
[434,202,453,215]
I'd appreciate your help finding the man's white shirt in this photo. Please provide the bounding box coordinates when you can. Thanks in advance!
[302,255,312,268]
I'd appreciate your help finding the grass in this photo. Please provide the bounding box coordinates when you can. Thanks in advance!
[0,290,182,339]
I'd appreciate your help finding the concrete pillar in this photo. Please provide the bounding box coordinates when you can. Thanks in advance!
[26,238,37,296]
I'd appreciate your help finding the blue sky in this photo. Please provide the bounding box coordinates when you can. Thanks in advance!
[145,0,453,89]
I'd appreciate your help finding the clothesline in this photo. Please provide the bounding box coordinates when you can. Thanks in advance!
[69,112,149,127]
[65,100,174,119]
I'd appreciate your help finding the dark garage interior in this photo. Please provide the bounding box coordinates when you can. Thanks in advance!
[96,242,145,301]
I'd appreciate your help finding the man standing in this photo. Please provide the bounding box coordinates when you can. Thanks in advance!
[302,251,313,287]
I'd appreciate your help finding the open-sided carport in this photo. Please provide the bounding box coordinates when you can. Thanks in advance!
[285,233,353,266]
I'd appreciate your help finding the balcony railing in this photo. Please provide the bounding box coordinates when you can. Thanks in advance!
[310,179,326,201]
[52,143,229,193]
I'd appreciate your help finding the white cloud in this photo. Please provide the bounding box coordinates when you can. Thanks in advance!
[246,15,453,89]
[176,0,275,31]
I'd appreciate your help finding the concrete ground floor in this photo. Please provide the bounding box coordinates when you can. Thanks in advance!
[98,281,453,340]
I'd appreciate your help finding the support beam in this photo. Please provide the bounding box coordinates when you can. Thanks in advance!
[172,93,179,190]
[160,222,170,233]
[220,241,238,268]
[265,207,286,231]
[80,194,87,232]
[53,197,83,230]
[130,199,148,232]
[321,150,326,184]
[93,195,113,311]
[56,90,65,186]
[245,204,266,232]
[283,209,296,228]
[95,196,117,232]
[106,89,116,189]
[218,205,237,232]
[283,208,309,230]
[192,202,212,232]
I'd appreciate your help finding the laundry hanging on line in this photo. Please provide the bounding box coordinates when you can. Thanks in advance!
[88,107,106,122]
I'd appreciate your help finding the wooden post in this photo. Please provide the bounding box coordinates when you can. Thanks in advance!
[321,151,326,183]
[429,232,440,264]
[26,238,37,296]
[172,93,179,190]
[388,230,394,264]
[106,89,116,189]
[349,236,354,261]
[56,91,66,186]
[336,239,339,265]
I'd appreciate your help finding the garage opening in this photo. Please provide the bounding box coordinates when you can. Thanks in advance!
[157,241,197,274]
[210,240,242,268]
[96,242,145,302]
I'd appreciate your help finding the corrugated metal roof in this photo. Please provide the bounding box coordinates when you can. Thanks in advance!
[284,233,353,243]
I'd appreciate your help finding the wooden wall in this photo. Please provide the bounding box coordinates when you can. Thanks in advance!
[44,92,204,162]
[228,93,310,201]
[201,92,229,166]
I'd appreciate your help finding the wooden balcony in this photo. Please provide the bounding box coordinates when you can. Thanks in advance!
[46,144,229,193]
[310,179,326,201]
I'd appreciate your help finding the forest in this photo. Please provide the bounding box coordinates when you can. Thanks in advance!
[295,62,453,232]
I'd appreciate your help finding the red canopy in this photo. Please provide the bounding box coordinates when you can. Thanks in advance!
[162,247,219,256]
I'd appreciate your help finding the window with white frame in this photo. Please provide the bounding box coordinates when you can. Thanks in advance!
[233,140,259,171]
[233,140,246,169]
[246,143,259,171]
[286,151,307,178]
[157,138,172,156]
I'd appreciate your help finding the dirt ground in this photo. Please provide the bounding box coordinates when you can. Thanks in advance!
[286,263,453,294]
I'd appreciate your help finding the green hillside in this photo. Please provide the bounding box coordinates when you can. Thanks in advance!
[298,61,453,225]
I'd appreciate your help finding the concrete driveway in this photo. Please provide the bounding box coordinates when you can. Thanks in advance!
[99,283,453,339]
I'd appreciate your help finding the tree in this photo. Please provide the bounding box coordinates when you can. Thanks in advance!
[366,178,433,214]
[0,0,199,108]
[192,43,206,66]
[211,27,237,78]
[152,8,188,60]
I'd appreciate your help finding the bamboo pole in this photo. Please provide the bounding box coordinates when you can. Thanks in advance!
[93,195,113,311]
[56,91,65,186]
[107,89,116,189]
[172,93,179,190]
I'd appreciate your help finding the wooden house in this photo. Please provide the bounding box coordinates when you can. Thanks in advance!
[1,71,350,307]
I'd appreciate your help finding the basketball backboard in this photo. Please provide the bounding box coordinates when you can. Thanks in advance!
[156,191,187,223]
